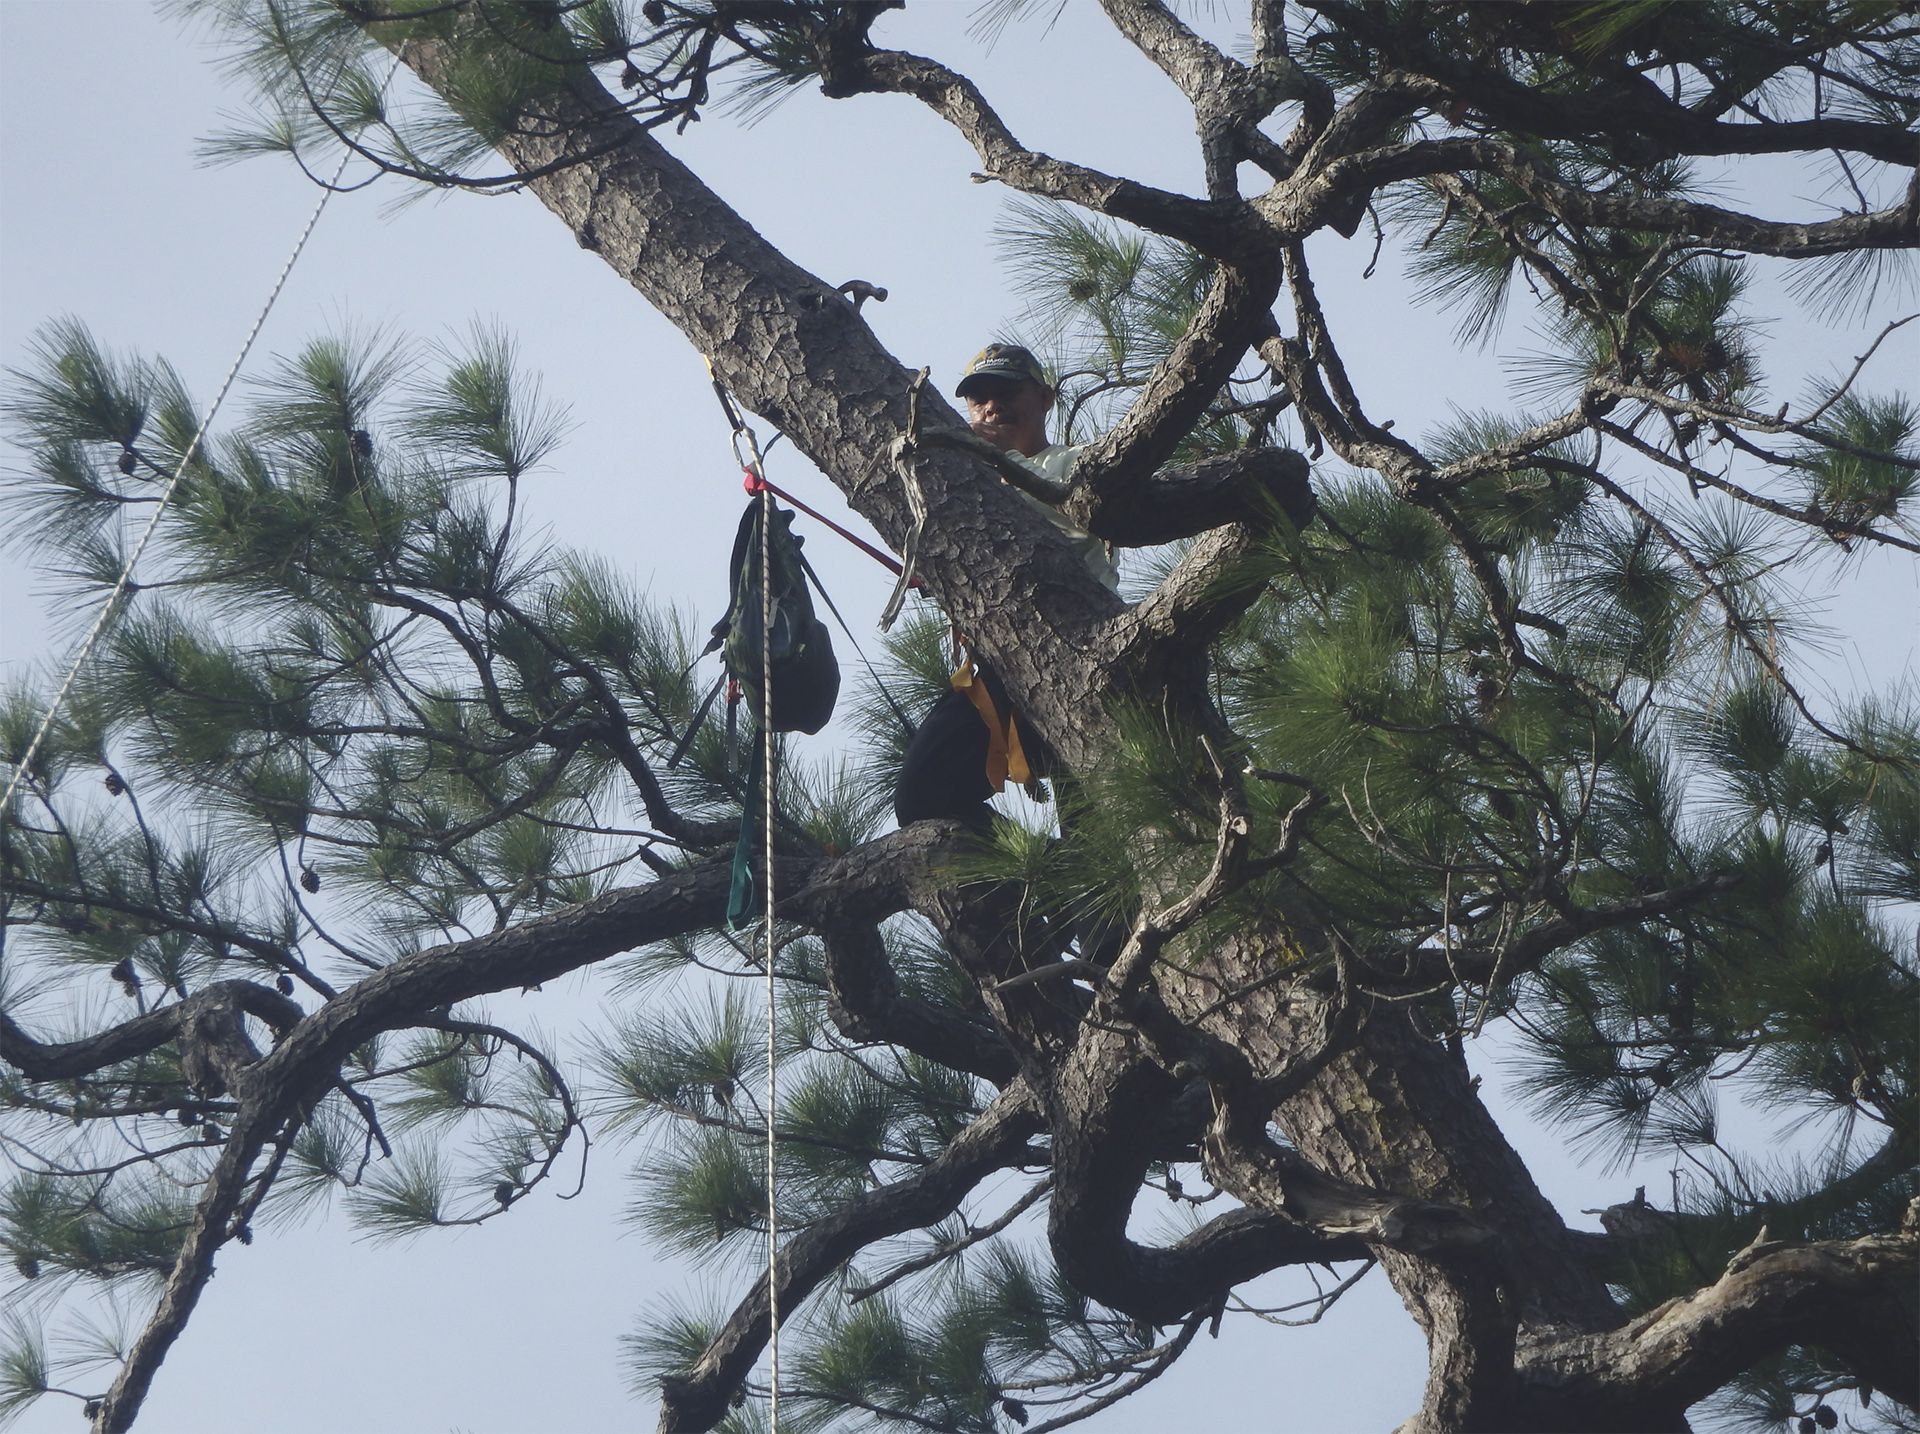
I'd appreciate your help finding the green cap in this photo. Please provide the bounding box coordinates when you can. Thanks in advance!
[955,343,1050,397]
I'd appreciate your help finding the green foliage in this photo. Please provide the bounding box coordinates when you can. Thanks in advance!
[757,1238,1182,1433]
[630,1125,767,1262]
[622,1292,726,1394]
[0,1174,191,1285]
[593,985,766,1138]
[0,320,678,1412]
[0,1312,55,1428]
[412,324,571,482]
[1795,393,1919,526]
[970,197,1919,1432]
[387,1030,496,1130]
[345,1146,449,1241]
[996,198,1214,389]
[270,1100,360,1226]
[7,6,1919,1430]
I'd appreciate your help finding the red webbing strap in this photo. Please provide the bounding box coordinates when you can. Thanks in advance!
[707,362,921,583]
[741,469,920,587]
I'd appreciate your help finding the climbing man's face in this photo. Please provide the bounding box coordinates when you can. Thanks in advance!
[963,377,1052,458]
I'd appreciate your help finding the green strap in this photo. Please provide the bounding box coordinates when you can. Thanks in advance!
[727,728,765,931]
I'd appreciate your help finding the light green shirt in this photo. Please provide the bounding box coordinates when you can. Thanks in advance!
[1011,444,1119,591]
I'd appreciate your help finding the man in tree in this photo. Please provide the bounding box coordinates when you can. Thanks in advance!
[957,344,1055,461]
[895,342,1121,828]
[2,5,1915,1434]
[957,342,1121,591]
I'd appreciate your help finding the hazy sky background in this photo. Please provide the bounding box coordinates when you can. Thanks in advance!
[1,3,1913,1432]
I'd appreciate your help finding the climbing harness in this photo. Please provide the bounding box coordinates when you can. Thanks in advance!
[953,653,1035,791]
[0,50,406,826]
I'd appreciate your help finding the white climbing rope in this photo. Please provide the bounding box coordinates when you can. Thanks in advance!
[738,420,783,1430]
[0,49,405,826]
[708,363,787,1424]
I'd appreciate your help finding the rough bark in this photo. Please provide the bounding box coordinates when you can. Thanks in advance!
[1510,1208,1920,1431]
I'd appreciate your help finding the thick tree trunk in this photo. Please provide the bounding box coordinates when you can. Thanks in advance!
[1157,920,1619,1428]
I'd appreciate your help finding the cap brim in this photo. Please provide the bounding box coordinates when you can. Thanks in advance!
[956,368,1042,398]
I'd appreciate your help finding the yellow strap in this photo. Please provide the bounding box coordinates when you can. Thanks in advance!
[1004,711,1031,787]
[952,659,1032,789]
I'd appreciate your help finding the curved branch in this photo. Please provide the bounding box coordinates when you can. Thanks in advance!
[1393,872,1744,989]
[1312,1,1920,170]
[1474,141,1920,257]
[1095,0,1303,194]
[841,49,1252,260]
[259,826,979,1085]
[1204,1109,1494,1259]
[2,980,303,1085]
[1087,445,1317,547]
[38,823,976,1432]
[1516,1209,1920,1428]
[1046,1032,1369,1326]
[1066,260,1288,525]
[818,920,1019,1086]
[91,1106,281,1433]
[656,1080,1045,1433]
[1117,521,1273,681]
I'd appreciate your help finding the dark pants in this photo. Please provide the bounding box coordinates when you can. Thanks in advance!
[894,688,995,830]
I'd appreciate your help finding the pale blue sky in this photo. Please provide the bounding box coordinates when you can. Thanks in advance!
[1,4,1912,1432]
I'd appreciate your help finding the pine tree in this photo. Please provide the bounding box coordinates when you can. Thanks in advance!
[3,4,1917,1433]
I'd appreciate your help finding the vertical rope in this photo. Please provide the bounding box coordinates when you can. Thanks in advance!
[703,365,782,1425]
[0,49,404,825]
[750,439,781,1431]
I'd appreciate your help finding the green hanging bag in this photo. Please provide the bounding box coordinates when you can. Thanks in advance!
[718,498,840,736]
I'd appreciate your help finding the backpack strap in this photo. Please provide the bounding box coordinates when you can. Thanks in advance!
[794,548,916,740]
[727,727,766,931]
[666,671,727,770]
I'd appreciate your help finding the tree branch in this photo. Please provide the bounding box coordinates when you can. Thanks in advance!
[1065,262,1287,529]
[1474,141,1920,257]
[1046,1027,1369,1326]
[656,1080,1045,1433]
[2,981,303,1086]
[1314,2,1920,168]
[1086,441,1317,548]
[1118,522,1274,681]
[1096,0,1298,194]
[1204,1109,1493,1260]
[1392,873,1744,989]
[90,1107,280,1433]
[1515,1205,1920,1428]
[841,49,1252,260]
[817,920,1019,1087]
